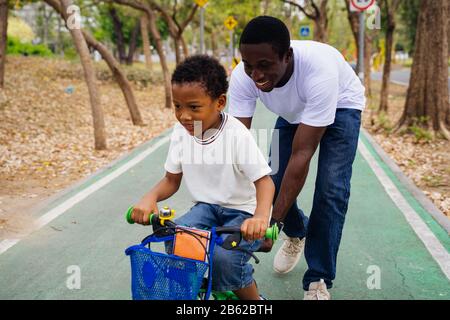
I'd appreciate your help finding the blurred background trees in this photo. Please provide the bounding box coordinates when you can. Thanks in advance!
[0,0,448,148]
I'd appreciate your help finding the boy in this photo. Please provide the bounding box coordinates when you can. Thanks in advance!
[131,55,275,300]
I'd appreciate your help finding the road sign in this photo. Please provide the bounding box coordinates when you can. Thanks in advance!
[350,0,376,11]
[300,26,310,37]
[194,0,208,7]
[224,16,238,31]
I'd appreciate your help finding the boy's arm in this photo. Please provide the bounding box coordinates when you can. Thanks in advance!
[132,171,183,225]
[241,175,275,241]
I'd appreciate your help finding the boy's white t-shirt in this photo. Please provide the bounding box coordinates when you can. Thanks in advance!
[228,40,366,126]
[164,113,272,215]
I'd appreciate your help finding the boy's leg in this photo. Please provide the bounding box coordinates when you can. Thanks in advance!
[269,117,308,237]
[303,109,361,291]
[165,202,218,253]
[210,207,262,299]
[174,202,219,228]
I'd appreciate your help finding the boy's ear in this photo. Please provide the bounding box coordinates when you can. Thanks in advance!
[216,94,227,111]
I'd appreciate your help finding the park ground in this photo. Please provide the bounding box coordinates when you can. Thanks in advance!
[0,56,449,240]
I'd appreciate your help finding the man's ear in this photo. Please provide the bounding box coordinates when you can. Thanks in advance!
[216,94,227,111]
[285,47,293,63]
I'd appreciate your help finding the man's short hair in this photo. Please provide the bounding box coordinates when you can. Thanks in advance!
[239,16,291,59]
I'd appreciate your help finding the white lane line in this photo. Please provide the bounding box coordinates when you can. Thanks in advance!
[0,136,170,255]
[0,239,21,255]
[358,140,450,280]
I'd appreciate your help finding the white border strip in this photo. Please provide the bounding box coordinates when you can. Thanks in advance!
[0,136,170,255]
[358,140,450,280]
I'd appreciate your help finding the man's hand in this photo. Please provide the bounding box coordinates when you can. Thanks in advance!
[259,238,274,252]
[241,217,268,241]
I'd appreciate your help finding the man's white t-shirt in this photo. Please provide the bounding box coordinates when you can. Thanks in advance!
[164,113,272,215]
[228,40,366,126]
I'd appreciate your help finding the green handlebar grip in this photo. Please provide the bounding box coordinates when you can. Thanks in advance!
[125,206,154,224]
[126,206,134,224]
[265,224,279,241]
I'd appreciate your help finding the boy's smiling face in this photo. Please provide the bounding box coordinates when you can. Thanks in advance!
[172,82,226,137]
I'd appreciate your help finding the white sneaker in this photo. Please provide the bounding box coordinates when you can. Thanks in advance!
[303,279,331,300]
[273,237,305,274]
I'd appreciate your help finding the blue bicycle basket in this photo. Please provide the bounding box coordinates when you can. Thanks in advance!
[125,239,209,300]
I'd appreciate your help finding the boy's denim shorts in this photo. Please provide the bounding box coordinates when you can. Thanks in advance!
[171,202,262,292]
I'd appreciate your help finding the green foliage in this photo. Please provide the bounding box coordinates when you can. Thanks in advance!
[422,175,444,187]
[376,112,393,133]
[328,0,355,55]
[63,47,78,60]
[6,37,53,57]
[93,2,169,51]
[408,116,433,142]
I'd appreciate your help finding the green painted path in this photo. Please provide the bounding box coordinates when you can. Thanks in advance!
[0,105,449,300]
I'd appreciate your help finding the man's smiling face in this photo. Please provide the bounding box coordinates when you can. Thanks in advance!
[240,43,293,92]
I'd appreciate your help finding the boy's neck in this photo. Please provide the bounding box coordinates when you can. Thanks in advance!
[196,112,224,141]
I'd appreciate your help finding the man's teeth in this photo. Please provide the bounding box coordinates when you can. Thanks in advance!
[257,81,268,86]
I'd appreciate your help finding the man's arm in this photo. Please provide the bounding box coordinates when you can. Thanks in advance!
[271,124,327,222]
[236,117,253,129]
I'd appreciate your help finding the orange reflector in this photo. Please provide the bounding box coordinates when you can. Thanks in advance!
[173,227,211,262]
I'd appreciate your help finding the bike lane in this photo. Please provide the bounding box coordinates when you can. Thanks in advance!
[0,104,448,300]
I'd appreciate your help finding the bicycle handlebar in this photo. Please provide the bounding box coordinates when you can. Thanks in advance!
[125,206,279,242]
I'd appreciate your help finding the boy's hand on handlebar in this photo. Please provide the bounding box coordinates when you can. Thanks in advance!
[132,201,159,225]
[241,217,268,241]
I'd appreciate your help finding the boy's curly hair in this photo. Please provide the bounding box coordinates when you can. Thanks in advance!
[171,55,228,100]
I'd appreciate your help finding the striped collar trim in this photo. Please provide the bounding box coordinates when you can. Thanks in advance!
[193,112,228,145]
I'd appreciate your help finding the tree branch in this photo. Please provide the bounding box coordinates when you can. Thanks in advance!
[282,0,317,20]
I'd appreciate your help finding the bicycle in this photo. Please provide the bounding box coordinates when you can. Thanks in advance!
[124,206,279,300]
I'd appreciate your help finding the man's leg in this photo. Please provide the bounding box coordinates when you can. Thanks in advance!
[303,109,361,291]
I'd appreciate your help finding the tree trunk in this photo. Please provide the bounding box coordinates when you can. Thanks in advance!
[83,31,144,126]
[313,0,328,43]
[379,1,397,113]
[109,7,127,64]
[180,35,189,58]
[44,0,143,126]
[364,33,372,97]
[345,0,372,97]
[140,14,152,70]
[284,4,293,33]
[397,0,450,139]
[57,16,63,55]
[146,8,172,109]
[174,37,181,64]
[126,19,140,65]
[112,0,172,109]
[0,0,8,89]
[262,0,270,15]
[60,0,107,150]
[313,18,328,43]
[210,31,218,58]
[379,26,394,112]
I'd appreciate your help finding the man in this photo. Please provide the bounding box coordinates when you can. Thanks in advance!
[228,16,365,300]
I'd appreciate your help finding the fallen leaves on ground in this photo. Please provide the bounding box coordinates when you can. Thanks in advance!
[364,81,449,217]
[0,56,177,234]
